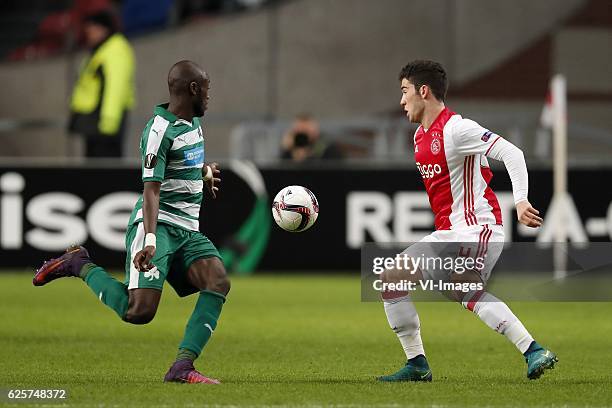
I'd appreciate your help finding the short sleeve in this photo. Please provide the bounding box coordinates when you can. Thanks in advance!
[141,117,172,182]
[450,118,503,157]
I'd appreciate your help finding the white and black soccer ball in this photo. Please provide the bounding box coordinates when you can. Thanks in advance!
[272,185,319,232]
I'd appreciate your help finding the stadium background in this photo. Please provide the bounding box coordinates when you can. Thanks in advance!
[1,1,611,407]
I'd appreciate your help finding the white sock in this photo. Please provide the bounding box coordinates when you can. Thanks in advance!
[383,295,425,359]
[463,291,534,354]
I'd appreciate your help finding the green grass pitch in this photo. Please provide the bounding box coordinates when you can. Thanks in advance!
[1,272,611,407]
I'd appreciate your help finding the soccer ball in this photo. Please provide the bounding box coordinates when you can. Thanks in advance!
[272,185,319,232]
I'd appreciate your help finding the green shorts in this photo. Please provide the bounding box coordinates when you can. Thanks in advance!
[124,222,221,297]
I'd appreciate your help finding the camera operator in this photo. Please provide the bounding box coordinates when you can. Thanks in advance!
[280,114,342,162]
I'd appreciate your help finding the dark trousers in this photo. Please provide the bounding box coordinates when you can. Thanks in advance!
[70,112,128,158]
[86,136,122,157]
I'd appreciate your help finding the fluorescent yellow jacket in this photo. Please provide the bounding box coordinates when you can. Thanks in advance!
[70,33,135,135]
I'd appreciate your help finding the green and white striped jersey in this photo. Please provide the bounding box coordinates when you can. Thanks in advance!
[128,103,205,231]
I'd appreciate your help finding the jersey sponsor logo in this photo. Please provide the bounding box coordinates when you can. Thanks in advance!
[481,131,493,142]
[184,147,204,166]
[144,154,157,169]
[431,138,441,155]
[416,162,442,179]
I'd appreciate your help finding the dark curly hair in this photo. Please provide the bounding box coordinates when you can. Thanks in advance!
[398,60,448,102]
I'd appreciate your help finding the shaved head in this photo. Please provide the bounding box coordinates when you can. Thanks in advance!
[168,60,209,95]
[167,60,210,117]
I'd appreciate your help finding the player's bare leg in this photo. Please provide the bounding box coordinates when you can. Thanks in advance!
[378,263,432,382]
[164,257,230,384]
[125,288,162,324]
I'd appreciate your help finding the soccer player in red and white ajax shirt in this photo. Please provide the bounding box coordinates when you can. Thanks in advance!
[378,60,557,382]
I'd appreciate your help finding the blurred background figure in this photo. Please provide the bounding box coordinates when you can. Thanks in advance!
[68,10,135,158]
[281,114,343,162]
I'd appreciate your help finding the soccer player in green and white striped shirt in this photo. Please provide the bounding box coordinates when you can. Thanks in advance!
[34,61,229,384]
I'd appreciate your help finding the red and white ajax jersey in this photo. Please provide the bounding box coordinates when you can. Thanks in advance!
[414,107,503,230]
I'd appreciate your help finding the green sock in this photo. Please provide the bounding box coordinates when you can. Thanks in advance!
[176,348,198,362]
[80,263,97,279]
[83,265,129,319]
[177,290,226,360]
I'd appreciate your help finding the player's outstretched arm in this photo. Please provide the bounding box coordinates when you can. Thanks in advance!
[203,162,221,198]
[451,119,544,229]
[133,181,161,271]
[451,119,545,228]
[486,139,543,228]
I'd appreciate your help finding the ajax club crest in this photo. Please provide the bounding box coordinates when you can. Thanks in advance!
[430,138,441,155]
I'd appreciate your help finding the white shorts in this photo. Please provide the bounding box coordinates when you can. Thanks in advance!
[401,224,505,283]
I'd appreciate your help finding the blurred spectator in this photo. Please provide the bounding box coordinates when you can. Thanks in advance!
[68,10,135,157]
[280,114,343,162]
[5,0,111,61]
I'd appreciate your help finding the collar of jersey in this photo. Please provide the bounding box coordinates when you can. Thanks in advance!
[154,103,194,127]
[421,106,450,134]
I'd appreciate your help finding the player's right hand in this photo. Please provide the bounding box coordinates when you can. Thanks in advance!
[516,200,543,228]
[133,245,156,272]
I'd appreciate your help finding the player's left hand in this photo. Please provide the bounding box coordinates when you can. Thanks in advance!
[516,200,543,228]
[204,162,221,199]
[133,245,156,272]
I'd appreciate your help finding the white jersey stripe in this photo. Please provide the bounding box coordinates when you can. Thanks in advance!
[134,208,199,231]
[128,223,145,289]
[166,160,205,171]
[142,116,170,179]
[170,129,203,150]
[164,200,201,218]
[161,179,203,194]
[158,210,199,230]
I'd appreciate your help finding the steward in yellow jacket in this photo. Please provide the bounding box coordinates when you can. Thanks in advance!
[69,11,135,157]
